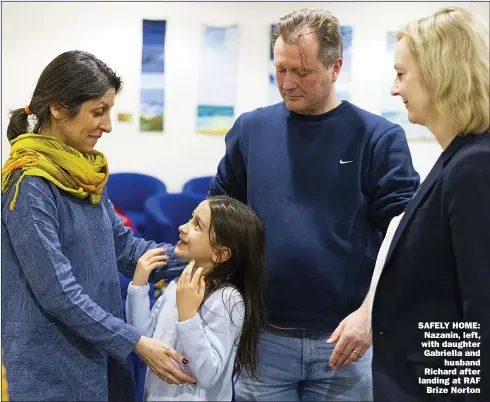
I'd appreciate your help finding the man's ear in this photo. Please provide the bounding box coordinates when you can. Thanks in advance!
[331,58,343,83]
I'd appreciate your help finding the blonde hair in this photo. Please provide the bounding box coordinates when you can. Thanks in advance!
[397,7,489,135]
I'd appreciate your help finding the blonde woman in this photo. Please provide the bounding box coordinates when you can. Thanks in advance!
[371,7,489,401]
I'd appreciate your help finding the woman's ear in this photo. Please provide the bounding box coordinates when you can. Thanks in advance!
[50,104,64,120]
[212,247,232,263]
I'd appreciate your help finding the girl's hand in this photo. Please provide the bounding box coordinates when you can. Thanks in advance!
[132,248,168,286]
[176,260,205,322]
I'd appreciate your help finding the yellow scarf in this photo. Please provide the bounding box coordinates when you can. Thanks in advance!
[1,348,8,401]
[1,361,7,401]
[2,133,109,211]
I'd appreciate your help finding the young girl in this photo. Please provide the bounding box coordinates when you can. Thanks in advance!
[126,195,266,401]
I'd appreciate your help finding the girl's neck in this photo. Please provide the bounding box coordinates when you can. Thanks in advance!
[191,262,214,276]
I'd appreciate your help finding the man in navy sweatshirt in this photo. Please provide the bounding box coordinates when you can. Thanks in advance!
[209,8,420,402]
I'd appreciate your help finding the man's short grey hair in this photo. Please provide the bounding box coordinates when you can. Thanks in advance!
[272,9,343,67]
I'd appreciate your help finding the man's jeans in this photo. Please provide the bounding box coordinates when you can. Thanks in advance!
[236,325,373,401]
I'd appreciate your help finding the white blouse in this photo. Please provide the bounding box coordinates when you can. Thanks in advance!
[367,213,404,332]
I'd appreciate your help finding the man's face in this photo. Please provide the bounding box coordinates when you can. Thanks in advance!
[274,33,342,115]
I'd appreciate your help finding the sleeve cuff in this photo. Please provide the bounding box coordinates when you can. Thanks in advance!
[127,282,150,296]
[108,322,141,361]
[175,314,203,334]
[125,325,142,347]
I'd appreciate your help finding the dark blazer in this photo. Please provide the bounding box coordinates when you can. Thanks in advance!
[372,133,490,402]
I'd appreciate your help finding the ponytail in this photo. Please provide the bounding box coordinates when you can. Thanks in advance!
[7,107,30,142]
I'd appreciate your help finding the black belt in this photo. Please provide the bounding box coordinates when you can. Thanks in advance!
[264,323,331,340]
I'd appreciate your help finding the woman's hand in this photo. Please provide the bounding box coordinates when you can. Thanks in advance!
[134,336,196,385]
[132,248,168,286]
[176,260,205,322]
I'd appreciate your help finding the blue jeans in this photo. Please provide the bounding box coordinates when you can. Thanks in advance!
[236,325,373,401]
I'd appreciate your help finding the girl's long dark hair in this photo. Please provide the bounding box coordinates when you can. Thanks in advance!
[202,195,266,380]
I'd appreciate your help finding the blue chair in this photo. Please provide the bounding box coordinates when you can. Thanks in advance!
[106,173,167,235]
[144,193,205,244]
[182,176,213,198]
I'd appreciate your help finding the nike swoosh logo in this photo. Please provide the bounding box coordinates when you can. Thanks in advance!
[340,160,353,164]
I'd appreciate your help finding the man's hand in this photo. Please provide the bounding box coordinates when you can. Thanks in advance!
[326,304,372,369]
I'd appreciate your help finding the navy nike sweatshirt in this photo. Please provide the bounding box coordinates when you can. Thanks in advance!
[209,101,420,330]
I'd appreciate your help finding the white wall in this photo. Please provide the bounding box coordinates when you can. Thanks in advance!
[2,1,488,190]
